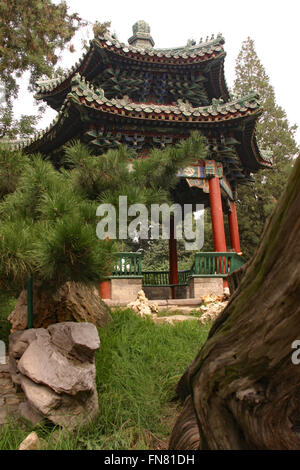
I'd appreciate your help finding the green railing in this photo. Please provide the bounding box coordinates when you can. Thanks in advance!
[142,270,191,287]
[110,252,142,277]
[190,252,246,278]
[143,271,169,286]
[109,252,246,285]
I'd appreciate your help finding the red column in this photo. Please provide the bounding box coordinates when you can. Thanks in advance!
[99,239,111,299]
[169,216,178,299]
[209,176,228,290]
[228,201,241,254]
[209,177,227,252]
[99,279,111,299]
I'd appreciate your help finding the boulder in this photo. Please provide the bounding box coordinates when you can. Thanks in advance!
[9,330,38,386]
[9,322,100,430]
[18,329,97,395]
[8,281,112,332]
[18,432,41,451]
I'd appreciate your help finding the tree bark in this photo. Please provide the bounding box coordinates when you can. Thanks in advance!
[169,156,300,450]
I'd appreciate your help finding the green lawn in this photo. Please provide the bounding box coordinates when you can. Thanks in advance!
[0,308,210,450]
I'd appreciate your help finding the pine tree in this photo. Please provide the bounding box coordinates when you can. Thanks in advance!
[233,37,299,258]
[0,133,207,294]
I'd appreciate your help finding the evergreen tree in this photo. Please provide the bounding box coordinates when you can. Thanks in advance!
[0,0,85,138]
[0,133,207,294]
[233,37,299,258]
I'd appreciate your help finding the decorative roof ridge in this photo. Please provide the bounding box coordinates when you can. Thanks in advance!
[69,74,261,114]
[96,31,225,58]
[156,33,225,53]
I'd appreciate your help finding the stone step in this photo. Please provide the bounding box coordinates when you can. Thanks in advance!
[104,298,204,309]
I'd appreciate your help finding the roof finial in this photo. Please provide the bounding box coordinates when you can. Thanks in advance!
[128,21,155,48]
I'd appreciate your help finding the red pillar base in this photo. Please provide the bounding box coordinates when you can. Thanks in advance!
[99,280,111,299]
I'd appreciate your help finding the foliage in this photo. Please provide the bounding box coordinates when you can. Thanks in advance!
[93,21,111,37]
[0,293,17,345]
[0,133,207,292]
[0,144,29,199]
[233,37,299,258]
[0,0,85,138]
[0,151,113,291]
[0,309,211,450]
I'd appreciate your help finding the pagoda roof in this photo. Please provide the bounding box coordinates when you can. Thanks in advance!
[35,32,229,110]
[13,75,272,175]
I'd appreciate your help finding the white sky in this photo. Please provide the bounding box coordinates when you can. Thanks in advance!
[15,0,300,146]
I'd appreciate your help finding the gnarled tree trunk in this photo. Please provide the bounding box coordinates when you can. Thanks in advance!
[170,156,300,450]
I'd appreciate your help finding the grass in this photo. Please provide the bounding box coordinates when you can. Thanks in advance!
[157,307,205,318]
[0,308,211,450]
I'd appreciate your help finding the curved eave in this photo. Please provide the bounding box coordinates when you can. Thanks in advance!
[20,88,264,166]
[35,36,228,110]
[233,118,272,171]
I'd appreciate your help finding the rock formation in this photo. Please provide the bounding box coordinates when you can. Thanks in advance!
[8,281,112,332]
[9,322,100,430]
[128,290,159,318]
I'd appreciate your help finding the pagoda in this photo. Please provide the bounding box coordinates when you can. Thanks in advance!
[15,21,272,299]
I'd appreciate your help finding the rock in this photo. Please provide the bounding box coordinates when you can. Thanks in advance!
[8,290,28,331]
[8,330,38,386]
[18,328,97,395]
[18,401,44,426]
[47,322,100,362]
[20,375,98,429]
[9,322,100,430]
[9,354,21,386]
[128,290,159,318]
[198,301,228,324]
[21,375,62,415]
[8,281,112,332]
[9,330,37,358]
[18,432,40,450]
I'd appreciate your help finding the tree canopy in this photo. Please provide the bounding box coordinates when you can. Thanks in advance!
[0,0,85,138]
[233,37,299,258]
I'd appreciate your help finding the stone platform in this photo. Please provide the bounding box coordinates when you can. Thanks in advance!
[104,297,205,314]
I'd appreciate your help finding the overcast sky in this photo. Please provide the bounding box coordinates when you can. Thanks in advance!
[16,0,300,145]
